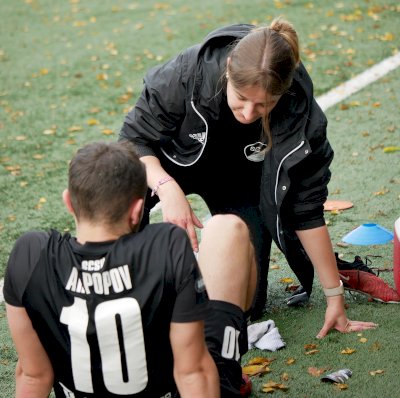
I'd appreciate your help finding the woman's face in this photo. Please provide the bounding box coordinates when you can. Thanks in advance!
[226,79,281,124]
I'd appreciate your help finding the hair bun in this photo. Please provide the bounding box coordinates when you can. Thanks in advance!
[269,16,300,65]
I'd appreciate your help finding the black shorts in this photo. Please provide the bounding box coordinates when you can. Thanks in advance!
[141,170,271,321]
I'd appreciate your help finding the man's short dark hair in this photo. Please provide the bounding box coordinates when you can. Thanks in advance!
[68,141,147,224]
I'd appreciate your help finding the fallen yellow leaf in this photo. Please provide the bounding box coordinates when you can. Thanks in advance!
[279,277,294,284]
[68,126,83,132]
[247,357,274,366]
[383,146,400,153]
[262,381,288,392]
[373,188,389,196]
[334,383,348,390]
[304,343,318,350]
[341,348,356,355]
[380,32,394,41]
[281,372,289,381]
[369,369,384,376]
[96,73,108,81]
[87,119,100,126]
[308,367,329,377]
[242,364,270,376]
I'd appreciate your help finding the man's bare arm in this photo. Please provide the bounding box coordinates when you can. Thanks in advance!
[170,321,220,397]
[6,304,54,398]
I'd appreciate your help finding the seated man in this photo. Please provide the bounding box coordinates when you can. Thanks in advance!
[4,141,219,398]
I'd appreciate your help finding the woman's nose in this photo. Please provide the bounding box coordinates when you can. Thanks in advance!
[242,102,257,120]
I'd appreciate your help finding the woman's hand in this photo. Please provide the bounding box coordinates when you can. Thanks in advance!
[140,155,204,252]
[316,295,378,338]
[157,179,203,252]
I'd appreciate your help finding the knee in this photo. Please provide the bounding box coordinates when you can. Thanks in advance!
[205,214,250,241]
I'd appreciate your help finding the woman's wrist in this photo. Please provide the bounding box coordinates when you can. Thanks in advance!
[151,176,174,197]
[323,280,344,297]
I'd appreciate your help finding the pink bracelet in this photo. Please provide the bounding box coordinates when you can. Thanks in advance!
[151,176,174,197]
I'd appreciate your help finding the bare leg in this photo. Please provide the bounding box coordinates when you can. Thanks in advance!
[198,214,258,396]
[198,214,257,314]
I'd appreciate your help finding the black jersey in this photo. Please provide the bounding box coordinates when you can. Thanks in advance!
[4,223,208,398]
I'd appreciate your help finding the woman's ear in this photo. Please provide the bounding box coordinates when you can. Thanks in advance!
[62,189,75,216]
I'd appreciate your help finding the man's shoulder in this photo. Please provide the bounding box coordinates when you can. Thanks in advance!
[4,230,55,306]
[14,230,52,248]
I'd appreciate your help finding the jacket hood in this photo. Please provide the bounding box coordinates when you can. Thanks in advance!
[191,24,254,104]
[199,23,254,53]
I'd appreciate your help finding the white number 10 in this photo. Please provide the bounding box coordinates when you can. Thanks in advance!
[60,296,148,394]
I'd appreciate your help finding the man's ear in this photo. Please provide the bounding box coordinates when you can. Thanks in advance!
[129,198,144,227]
[62,189,75,216]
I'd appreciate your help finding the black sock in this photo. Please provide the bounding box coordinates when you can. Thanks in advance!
[204,300,247,397]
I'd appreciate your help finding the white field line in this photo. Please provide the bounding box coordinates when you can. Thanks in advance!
[1,52,399,304]
[316,52,400,111]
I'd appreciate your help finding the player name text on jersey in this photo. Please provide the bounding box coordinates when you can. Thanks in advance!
[65,264,132,295]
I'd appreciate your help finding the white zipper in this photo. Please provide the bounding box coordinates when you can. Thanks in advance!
[275,140,305,248]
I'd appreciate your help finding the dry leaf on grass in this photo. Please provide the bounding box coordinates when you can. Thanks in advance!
[341,348,356,355]
[369,342,382,352]
[262,381,288,393]
[87,118,100,126]
[68,126,83,132]
[242,357,274,377]
[383,146,400,153]
[304,343,319,355]
[279,277,294,284]
[305,349,319,355]
[369,369,384,376]
[304,343,318,350]
[242,364,271,376]
[246,357,275,366]
[281,372,289,381]
[285,284,300,292]
[308,367,330,377]
[334,383,348,390]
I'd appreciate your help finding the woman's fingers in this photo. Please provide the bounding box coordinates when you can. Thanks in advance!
[344,320,378,333]
[186,223,199,253]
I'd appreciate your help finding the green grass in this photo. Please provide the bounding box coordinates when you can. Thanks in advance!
[1,0,399,397]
